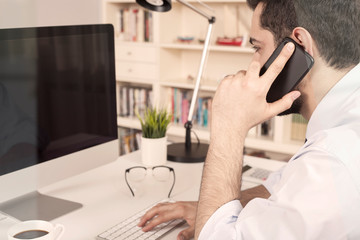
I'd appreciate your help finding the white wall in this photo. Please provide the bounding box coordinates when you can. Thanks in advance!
[0,0,101,29]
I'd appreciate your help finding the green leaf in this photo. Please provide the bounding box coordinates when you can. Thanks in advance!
[136,107,172,138]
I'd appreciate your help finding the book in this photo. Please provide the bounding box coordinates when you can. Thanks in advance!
[181,94,189,124]
[144,11,153,42]
[137,8,144,43]
[168,88,213,128]
[291,114,307,141]
[120,86,129,116]
[118,86,152,118]
[197,97,203,125]
[118,127,142,156]
[123,8,130,41]
[256,119,274,138]
[129,88,134,117]
[116,8,153,42]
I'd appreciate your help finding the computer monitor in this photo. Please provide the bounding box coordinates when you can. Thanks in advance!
[0,24,118,221]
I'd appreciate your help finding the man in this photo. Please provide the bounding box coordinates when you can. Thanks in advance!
[139,0,360,239]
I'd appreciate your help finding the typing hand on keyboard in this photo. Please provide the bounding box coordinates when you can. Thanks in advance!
[138,201,197,240]
[97,200,197,240]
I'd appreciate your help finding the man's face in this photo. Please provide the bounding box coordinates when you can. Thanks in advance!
[249,3,303,115]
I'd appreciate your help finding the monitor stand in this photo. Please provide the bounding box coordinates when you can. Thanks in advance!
[0,191,82,221]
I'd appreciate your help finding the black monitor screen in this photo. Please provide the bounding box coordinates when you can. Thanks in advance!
[0,24,117,176]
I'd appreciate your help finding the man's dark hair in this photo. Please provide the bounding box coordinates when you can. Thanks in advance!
[247,0,360,69]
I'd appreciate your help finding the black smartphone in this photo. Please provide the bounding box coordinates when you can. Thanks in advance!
[260,37,314,103]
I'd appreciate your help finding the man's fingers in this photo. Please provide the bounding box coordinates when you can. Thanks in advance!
[268,90,301,116]
[138,203,172,227]
[138,202,185,231]
[138,207,159,227]
[262,42,295,87]
[141,210,180,232]
[246,60,261,80]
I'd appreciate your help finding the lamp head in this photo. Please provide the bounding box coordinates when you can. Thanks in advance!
[136,0,172,12]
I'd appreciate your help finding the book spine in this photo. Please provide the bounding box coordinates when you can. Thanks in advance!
[197,97,203,125]
[130,8,138,42]
[123,8,130,41]
[120,86,129,116]
[117,7,153,42]
[177,89,182,124]
[129,88,134,117]
[291,114,307,141]
[137,8,144,42]
[207,98,212,128]
[173,88,178,123]
[118,127,143,156]
[144,11,149,42]
[148,12,153,42]
[202,98,209,127]
[181,95,189,124]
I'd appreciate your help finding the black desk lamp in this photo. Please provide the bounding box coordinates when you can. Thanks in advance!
[136,0,215,163]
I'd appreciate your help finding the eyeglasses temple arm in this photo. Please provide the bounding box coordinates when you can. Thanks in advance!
[125,170,135,197]
[168,169,176,198]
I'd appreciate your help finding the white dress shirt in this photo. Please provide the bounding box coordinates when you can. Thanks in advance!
[199,63,360,240]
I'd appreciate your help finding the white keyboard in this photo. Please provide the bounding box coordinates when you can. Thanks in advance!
[97,200,185,240]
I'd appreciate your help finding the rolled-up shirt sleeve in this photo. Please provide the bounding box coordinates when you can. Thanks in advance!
[199,200,243,240]
[198,148,358,239]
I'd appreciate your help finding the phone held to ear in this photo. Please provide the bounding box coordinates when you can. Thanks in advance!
[260,37,314,103]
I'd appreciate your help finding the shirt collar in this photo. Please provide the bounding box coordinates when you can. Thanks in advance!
[306,63,360,139]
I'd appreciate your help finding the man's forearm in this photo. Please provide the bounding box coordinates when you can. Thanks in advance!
[194,41,297,240]
[240,184,271,207]
[194,133,245,239]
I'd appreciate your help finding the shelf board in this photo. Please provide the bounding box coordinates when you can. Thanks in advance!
[168,124,303,155]
[160,80,218,92]
[117,117,141,130]
[114,39,156,47]
[116,78,154,86]
[167,124,210,141]
[160,43,254,53]
[117,117,303,155]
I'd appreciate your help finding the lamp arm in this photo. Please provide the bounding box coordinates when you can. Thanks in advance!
[184,20,213,149]
[176,0,215,22]
[174,0,215,149]
[187,21,214,122]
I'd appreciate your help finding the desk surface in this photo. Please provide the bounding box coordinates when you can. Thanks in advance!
[1,151,286,240]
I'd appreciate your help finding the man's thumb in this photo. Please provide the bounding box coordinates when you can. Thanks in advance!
[177,227,195,240]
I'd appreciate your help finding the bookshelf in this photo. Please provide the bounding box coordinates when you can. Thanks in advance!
[103,0,306,156]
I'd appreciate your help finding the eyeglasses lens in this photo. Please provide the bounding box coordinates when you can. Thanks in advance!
[128,168,147,182]
[152,167,170,181]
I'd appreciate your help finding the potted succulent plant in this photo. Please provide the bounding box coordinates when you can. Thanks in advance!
[136,107,172,166]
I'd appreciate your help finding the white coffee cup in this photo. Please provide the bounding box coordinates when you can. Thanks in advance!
[8,220,64,240]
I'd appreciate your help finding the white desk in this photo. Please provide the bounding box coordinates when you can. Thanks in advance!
[1,151,286,240]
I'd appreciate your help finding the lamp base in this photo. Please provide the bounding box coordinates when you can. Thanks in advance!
[167,142,209,163]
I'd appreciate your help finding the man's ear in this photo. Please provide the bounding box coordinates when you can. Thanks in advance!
[291,27,315,57]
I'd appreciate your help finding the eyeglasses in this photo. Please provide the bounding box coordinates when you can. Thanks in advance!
[125,165,176,198]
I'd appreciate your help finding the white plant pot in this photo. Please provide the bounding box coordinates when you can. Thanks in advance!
[141,136,167,166]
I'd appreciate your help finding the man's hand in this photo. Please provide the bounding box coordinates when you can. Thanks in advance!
[138,201,197,240]
[195,42,300,239]
[137,185,270,240]
[211,42,300,141]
